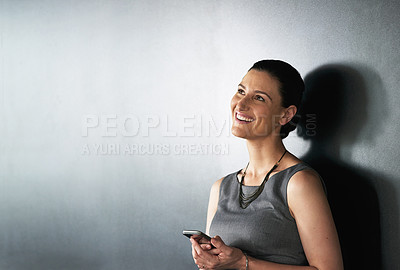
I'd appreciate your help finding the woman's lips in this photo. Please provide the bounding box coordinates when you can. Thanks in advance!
[235,112,255,124]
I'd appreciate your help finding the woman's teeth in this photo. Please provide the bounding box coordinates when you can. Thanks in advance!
[236,113,254,122]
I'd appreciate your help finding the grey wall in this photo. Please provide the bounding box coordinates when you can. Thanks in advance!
[1,1,399,269]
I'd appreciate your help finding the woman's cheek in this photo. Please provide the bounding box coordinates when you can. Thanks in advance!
[230,96,238,111]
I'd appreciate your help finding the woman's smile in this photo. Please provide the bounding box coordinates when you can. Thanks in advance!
[235,111,255,124]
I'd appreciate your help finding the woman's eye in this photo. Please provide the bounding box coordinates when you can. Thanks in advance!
[255,95,265,102]
[237,89,245,95]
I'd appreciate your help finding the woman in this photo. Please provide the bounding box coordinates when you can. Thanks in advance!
[190,60,343,270]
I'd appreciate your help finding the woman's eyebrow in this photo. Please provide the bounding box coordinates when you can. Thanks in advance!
[238,84,273,101]
[255,90,273,101]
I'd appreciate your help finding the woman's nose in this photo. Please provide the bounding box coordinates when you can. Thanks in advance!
[237,95,250,110]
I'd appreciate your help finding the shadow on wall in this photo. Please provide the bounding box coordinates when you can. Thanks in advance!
[297,64,392,270]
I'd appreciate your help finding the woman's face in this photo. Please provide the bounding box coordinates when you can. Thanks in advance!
[230,69,286,140]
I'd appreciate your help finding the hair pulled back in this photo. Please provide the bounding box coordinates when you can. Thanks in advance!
[249,60,305,138]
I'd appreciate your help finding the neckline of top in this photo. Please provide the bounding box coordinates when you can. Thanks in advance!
[235,162,305,187]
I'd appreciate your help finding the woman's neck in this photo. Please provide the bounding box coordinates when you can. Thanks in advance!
[245,136,286,178]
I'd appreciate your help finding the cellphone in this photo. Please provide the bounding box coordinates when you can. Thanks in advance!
[182,230,212,241]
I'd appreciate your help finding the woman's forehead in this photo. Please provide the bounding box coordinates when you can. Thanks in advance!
[240,69,280,93]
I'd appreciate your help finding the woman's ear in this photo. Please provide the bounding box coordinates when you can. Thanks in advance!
[279,105,297,126]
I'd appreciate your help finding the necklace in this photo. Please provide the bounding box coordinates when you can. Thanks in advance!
[239,150,287,209]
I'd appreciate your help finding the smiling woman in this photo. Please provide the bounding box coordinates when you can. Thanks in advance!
[189,60,343,270]
[231,68,291,139]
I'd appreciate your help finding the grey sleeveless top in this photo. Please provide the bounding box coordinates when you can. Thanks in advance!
[209,163,319,266]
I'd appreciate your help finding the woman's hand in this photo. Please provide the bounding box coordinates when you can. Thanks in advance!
[190,234,214,251]
[191,235,246,270]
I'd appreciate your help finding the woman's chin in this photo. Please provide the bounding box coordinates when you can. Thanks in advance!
[231,125,277,139]
[231,127,251,139]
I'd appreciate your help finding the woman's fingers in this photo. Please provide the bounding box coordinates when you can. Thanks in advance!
[191,238,220,262]
[191,237,226,270]
[191,238,207,255]
[200,243,212,250]
[192,235,211,245]
[191,236,214,250]
[208,248,221,255]
[211,235,225,249]
[191,239,208,268]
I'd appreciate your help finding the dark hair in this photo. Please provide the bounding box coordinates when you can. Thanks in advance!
[249,60,305,138]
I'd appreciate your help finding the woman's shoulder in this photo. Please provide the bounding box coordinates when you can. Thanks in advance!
[286,163,327,219]
[287,165,325,199]
[280,153,324,192]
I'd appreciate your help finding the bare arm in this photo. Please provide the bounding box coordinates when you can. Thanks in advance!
[205,177,223,235]
[286,170,343,270]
